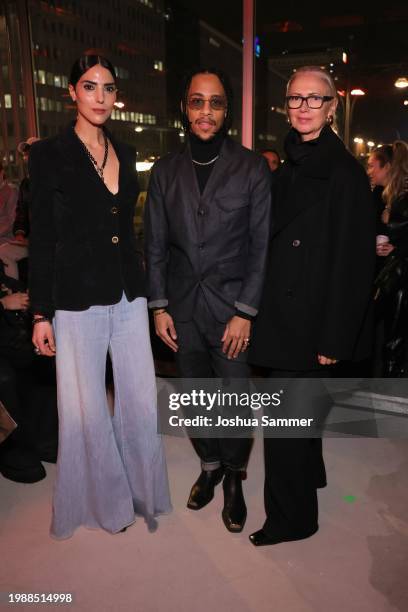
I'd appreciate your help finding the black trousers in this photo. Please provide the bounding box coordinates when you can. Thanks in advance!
[174,291,252,471]
[263,369,332,538]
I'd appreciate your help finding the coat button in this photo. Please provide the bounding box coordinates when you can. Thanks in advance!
[198,243,205,249]
[198,207,205,216]
[111,206,119,214]
[286,289,293,297]
[112,236,119,244]
[292,239,301,247]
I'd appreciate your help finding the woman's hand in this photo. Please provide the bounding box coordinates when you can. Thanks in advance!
[32,320,56,357]
[222,316,251,359]
[376,242,395,257]
[0,291,29,310]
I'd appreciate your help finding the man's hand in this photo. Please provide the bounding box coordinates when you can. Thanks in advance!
[32,321,56,357]
[154,311,178,352]
[317,354,338,366]
[221,316,251,359]
[0,291,29,310]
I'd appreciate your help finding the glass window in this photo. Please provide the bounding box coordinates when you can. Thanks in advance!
[46,72,54,86]
[38,70,46,84]
[4,94,12,109]
[54,75,61,87]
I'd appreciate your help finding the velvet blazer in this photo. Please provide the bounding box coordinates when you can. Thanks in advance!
[29,125,145,318]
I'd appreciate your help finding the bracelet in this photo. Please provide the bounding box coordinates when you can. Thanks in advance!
[153,308,167,317]
[32,316,50,325]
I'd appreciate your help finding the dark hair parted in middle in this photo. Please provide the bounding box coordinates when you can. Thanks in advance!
[69,54,117,87]
[180,67,234,134]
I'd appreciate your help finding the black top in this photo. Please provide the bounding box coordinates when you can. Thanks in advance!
[189,131,225,194]
[28,124,145,318]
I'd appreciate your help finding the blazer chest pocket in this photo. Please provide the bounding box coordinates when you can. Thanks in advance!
[215,195,249,223]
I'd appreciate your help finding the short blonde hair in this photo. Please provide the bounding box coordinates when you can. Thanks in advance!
[286,66,338,98]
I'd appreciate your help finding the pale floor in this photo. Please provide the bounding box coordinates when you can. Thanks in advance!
[1,436,407,612]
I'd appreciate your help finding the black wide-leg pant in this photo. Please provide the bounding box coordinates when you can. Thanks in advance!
[174,291,252,471]
[262,369,332,538]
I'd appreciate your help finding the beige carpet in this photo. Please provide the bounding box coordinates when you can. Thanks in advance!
[1,436,407,612]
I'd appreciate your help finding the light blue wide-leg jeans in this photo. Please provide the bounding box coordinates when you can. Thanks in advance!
[51,295,172,539]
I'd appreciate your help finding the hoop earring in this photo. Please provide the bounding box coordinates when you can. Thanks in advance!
[326,115,333,125]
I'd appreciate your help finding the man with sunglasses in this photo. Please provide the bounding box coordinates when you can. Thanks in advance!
[145,68,271,533]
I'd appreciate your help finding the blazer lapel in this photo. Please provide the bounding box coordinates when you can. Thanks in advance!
[201,137,235,201]
[57,124,108,195]
[272,171,326,236]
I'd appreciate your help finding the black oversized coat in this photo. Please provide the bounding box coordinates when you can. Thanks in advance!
[249,126,376,370]
[28,125,145,318]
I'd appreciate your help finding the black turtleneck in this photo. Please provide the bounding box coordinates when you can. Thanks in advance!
[189,131,225,194]
[284,126,324,166]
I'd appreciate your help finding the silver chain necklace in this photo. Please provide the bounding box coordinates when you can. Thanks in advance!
[192,155,219,166]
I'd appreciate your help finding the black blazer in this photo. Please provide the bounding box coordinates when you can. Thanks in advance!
[249,126,376,370]
[144,137,272,323]
[29,125,145,318]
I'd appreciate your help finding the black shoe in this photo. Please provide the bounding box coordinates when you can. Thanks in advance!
[0,445,46,484]
[221,469,247,533]
[187,467,224,510]
[249,526,318,547]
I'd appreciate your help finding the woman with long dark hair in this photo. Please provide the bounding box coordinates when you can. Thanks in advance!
[29,54,171,539]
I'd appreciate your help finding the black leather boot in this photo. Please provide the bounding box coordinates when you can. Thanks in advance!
[187,467,224,510]
[222,468,247,532]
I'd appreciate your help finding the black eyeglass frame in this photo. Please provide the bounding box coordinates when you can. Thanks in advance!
[285,95,334,109]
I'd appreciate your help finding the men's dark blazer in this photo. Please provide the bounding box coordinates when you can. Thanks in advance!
[144,137,272,323]
[29,125,145,318]
[250,127,376,370]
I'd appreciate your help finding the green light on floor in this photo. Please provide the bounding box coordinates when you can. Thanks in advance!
[344,495,356,503]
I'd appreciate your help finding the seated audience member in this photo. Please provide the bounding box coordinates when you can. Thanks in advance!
[0,161,26,280]
[0,261,57,483]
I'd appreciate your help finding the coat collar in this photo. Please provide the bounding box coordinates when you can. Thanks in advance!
[271,127,347,236]
[285,125,346,179]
